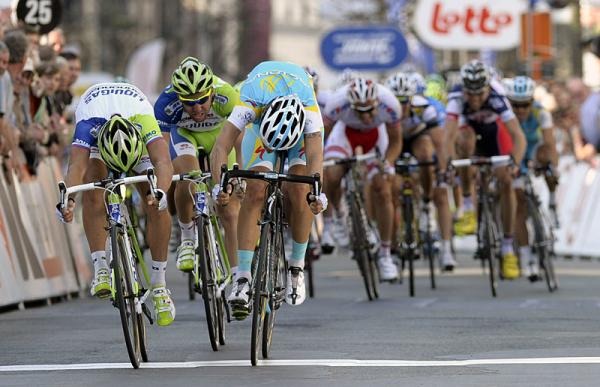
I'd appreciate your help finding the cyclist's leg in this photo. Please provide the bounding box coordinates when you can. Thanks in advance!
[322,121,351,252]
[171,128,200,272]
[514,186,536,278]
[133,156,175,326]
[82,154,110,297]
[496,165,519,278]
[227,125,271,316]
[454,126,477,235]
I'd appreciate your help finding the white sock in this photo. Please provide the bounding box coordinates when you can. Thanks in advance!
[91,251,108,273]
[463,196,474,212]
[179,220,195,242]
[441,240,452,255]
[151,260,168,287]
[231,266,238,280]
[324,216,334,231]
[519,246,533,264]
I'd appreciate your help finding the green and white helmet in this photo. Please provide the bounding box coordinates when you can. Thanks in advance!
[170,57,214,96]
[98,115,143,173]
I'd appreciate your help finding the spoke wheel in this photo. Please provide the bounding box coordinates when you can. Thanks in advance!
[263,227,285,358]
[197,217,220,351]
[251,223,271,366]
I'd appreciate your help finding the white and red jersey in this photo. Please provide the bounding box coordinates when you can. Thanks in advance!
[323,83,402,131]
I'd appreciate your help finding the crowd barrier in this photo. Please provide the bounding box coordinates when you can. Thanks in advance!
[0,157,91,308]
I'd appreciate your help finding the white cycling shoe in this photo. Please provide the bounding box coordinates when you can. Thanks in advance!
[285,266,306,306]
[228,277,251,320]
[377,256,398,282]
[321,227,335,255]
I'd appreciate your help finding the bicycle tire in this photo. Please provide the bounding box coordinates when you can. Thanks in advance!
[188,272,196,301]
[350,195,374,301]
[133,255,149,363]
[403,197,416,297]
[424,232,436,289]
[111,227,141,368]
[529,200,558,292]
[251,223,270,366]
[197,217,220,351]
[480,203,498,297]
[367,249,379,299]
[262,225,285,359]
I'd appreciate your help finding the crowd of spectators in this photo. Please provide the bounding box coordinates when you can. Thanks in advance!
[0,24,80,182]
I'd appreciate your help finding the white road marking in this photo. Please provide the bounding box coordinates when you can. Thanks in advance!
[519,299,540,309]
[3,357,600,372]
[414,298,437,308]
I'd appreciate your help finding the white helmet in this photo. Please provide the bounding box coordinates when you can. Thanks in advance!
[385,72,417,98]
[259,95,305,151]
[503,76,535,102]
[348,78,378,107]
[408,72,426,94]
[461,60,490,92]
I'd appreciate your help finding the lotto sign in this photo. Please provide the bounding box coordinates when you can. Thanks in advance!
[15,0,62,34]
[320,26,408,70]
[413,0,527,50]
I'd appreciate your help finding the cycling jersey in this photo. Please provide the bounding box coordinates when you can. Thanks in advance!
[401,95,441,139]
[323,83,402,131]
[446,80,515,157]
[228,61,323,135]
[519,102,553,163]
[317,89,332,112]
[425,96,446,127]
[154,76,239,134]
[73,82,162,150]
[231,61,324,170]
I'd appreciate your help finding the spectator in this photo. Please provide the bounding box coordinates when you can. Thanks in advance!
[31,61,64,160]
[14,58,41,173]
[55,49,80,120]
[575,82,600,164]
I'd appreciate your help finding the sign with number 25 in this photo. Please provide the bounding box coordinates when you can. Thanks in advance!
[15,0,63,34]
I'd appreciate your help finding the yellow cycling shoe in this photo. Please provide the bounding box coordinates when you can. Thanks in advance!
[153,286,176,326]
[454,210,477,236]
[176,240,195,272]
[501,252,520,280]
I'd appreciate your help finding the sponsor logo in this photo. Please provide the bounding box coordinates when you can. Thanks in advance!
[431,3,512,35]
[244,99,258,108]
[255,145,267,160]
[84,85,146,104]
[164,100,181,116]
[73,138,90,147]
[214,94,229,105]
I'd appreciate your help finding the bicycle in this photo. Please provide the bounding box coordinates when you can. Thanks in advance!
[304,219,321,298]
[451,155,512,297]
[395,153,437,297]
[173,168,232,351]
[221,153,321,366]
[323,153,379,301]
[519,166,559,292]
[58,170,158,369]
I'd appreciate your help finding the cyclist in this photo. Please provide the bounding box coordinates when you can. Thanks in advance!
[503,76,558,281]
[154,57,241,280]
[444,60,526,279]
[321,77,403,281]
[385,72,456,271]
[210,60,327,316]
[56,82,176,326]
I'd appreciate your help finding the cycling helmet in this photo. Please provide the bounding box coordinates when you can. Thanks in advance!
[460,60,490,92]
[385,72,417,97]
[171,57,214,96]
[504,76,536,102]
[408,72,426,94]
[114,76,130,84]
[259,94,305,151]
[98,115,144,173]
[304,65,319,87]
[337,68,360,88]
[348,78,378,106]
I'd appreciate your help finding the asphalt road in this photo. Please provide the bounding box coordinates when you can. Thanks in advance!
[2,246,600,387]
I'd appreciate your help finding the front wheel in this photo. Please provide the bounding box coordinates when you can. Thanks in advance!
[263,227,285,359]
[111,227,142,368]
[197,217,220,351]
[251,223,271,366]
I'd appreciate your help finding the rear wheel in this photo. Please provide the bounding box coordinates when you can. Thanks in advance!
[481,206,498,298]
[529,201,558,292]
[403,198,416,297]
[350,196,374,301]
[111,227,141,368]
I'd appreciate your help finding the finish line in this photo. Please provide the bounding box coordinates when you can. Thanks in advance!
[2,357,600,371]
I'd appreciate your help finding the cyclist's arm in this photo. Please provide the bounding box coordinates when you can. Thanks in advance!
[210,120,241,183]
[504,117,526,165]
[384,120,403,165]
[64,146,90,196]
[428,125,445,167]
[146,138,173,192]
[305,131,323,178]
[323,116,335,138]
[443,116,459,169]
[539,110,558,167]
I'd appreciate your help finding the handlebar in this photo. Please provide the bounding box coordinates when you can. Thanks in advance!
[221,164,321,197]
[322,153,378,167]
[450,155,512,169]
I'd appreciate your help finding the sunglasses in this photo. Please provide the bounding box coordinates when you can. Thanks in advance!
[465,89,486,96]
[511,101,532,109]
[351,103,378,113]
[397,96,411,105]
[178,89,212,106]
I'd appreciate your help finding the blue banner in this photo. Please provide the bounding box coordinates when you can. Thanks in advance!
[320,26,408,71]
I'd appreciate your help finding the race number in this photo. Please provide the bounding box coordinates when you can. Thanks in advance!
[15,0,63,34]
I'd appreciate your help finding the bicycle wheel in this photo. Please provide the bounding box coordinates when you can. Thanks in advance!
[111,227,141,368]
[350,196,374,301]
[403,198,416,297]
[263,225,286,359]
[188,272,196,301]
[197,217,220,351]
[480,205,498,297]
[529,202,558,292]
[423,231,436,289]
[251,223,270,366]
[367,249,379,299]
